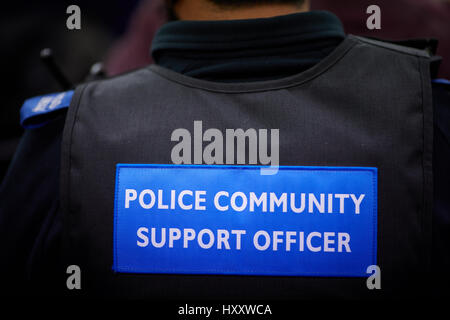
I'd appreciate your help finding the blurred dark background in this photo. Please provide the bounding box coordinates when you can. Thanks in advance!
[0,0,141,182]
[1,0,449,183]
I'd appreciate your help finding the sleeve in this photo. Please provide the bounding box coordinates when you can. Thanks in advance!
[0,116,65,296]
[431,81,450,296]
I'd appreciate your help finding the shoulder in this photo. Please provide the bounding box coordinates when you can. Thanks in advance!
[19,67,158,130]
[350,35,432,58]
[80,67,158,94]
[349,35,437,78]
[64,66,168,119]
[346,35,435,84]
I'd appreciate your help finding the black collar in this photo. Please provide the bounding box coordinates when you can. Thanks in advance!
[151,11,346,82]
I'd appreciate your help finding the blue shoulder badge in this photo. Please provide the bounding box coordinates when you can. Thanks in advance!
[20,90,74,129]
[432,78,450,86]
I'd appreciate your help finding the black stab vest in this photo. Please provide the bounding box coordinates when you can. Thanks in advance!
[60,35,433,299]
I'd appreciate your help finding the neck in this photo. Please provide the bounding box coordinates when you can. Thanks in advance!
[174,0,310,21]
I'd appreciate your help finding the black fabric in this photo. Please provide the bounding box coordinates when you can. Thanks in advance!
[0,118,65,295]
[151,11,345,82]
[60,36,432,299]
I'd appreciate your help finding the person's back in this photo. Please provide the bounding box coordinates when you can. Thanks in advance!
[0,0,448,300]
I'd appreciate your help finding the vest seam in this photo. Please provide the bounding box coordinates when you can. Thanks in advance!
[66,85,87,215]
[60,82,89,274]
[146,36,358,93]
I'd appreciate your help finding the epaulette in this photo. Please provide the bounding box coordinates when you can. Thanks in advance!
[432,78,450,87]
[20,90,74,129]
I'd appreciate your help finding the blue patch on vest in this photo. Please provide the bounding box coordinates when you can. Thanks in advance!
[20,90,74,129]
[113,164,377,277]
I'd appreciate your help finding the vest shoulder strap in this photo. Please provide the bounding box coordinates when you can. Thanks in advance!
[351,35,431,58]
